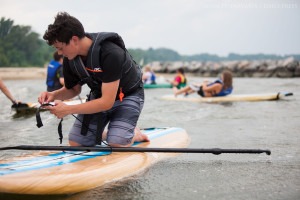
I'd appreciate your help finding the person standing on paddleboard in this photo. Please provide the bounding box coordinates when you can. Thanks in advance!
[38,12,149,147]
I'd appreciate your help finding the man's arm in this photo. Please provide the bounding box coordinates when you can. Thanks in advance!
[68,80,119,114]
[39,84,82,104]
[52,84,81,101]
[47,80,119,118]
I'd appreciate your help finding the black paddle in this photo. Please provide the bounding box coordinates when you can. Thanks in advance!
[0,145,271,155]
[11,102,30,111]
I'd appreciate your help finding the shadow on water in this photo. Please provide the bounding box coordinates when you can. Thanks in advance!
[11,108,48,119]
[12,111,36,119]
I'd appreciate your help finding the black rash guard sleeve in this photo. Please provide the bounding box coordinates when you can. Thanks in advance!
[99,42,124,83]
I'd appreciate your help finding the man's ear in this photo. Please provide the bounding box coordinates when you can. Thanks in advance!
[71,36,79,45]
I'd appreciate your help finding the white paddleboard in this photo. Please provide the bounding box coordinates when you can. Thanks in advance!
[161,92,293,103]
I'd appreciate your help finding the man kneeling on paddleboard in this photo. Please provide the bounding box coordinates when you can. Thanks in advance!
[38,12,149,147]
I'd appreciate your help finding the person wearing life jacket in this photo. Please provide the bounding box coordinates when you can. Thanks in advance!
[38,12,149,147]
[142,66,156,84]
[46,51,64,92]
[173,70,233,97]
[168,68,187,89]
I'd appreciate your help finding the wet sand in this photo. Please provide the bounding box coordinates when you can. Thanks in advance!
[0,67,46,80]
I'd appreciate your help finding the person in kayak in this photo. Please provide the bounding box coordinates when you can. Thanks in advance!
[173,70,233,97]
[142,66,156,85]
[167,68,187,89]
[38,12,149,147]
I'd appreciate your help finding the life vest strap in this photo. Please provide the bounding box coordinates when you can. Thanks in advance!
[36,103,63,144]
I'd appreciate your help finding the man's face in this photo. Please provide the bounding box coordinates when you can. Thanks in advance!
[53,37,78,60]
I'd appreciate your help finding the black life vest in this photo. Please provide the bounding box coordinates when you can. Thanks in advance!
[69,32,143,100]
[68,32,143,143]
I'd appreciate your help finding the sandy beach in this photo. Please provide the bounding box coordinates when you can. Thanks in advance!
[0,67,173,81]
[0,67,46,80]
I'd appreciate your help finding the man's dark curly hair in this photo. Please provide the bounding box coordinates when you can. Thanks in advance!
[43,12,85,45]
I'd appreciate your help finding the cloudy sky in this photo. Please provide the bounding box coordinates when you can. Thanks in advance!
[1,0,299,56]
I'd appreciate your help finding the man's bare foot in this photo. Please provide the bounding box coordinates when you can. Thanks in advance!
[134,127,150,142]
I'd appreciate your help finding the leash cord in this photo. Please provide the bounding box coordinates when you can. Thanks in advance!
[36,103,109,147]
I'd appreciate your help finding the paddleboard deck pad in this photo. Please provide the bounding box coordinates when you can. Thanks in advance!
[161,92,293,103]
[0,127,189,195]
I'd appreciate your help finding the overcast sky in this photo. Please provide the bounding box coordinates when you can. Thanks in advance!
[1,0,299,56]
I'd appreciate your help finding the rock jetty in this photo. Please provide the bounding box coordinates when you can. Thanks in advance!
[147,57,300,78]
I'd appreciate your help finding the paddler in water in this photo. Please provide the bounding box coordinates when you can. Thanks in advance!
[173,70,233,97]
[38,12,149,147]
[167,67,187,89]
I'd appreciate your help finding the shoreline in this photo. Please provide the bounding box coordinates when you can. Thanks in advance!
[0,67,46,80]
[0,67,175,80]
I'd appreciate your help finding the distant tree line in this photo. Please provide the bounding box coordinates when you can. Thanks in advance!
[0,17,53,67]
[128,48,300,66]
[0,17,299,67]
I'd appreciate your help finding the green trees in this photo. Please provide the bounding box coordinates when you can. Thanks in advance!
[129,48,299,64]
[128,48,181,65]
[0,17,52,67]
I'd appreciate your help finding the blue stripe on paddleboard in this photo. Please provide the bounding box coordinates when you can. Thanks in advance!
[0,127,182,176]
[0,152,75,168]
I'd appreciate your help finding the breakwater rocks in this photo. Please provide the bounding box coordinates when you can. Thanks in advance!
[148,57,300,78]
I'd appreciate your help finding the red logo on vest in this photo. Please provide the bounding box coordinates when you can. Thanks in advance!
[85,67,103,72]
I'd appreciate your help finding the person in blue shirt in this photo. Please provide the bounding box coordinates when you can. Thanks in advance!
[173,70,233,97]
[46,51,64,92]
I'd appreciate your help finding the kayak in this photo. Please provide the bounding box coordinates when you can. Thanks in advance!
[0,127,189,195]
[161,92,293,103]
[144,83,172,89]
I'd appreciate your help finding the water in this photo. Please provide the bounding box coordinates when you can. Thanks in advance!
[0,77,299,200]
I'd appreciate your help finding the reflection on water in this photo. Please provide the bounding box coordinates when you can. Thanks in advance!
[0,77,299,200]
[12,111,37,119]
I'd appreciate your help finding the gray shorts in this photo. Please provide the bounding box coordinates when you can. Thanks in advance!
[69,88,144,146]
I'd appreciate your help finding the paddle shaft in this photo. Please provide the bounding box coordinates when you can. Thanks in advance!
[0,145,271,155]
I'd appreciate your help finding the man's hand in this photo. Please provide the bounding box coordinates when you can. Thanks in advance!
[38,91,55,104]
[47,101,70,119]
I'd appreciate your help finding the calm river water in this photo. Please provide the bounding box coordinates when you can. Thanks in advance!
[0,76,299,200]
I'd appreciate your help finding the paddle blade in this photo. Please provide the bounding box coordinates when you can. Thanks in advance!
[11,102,30,109]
